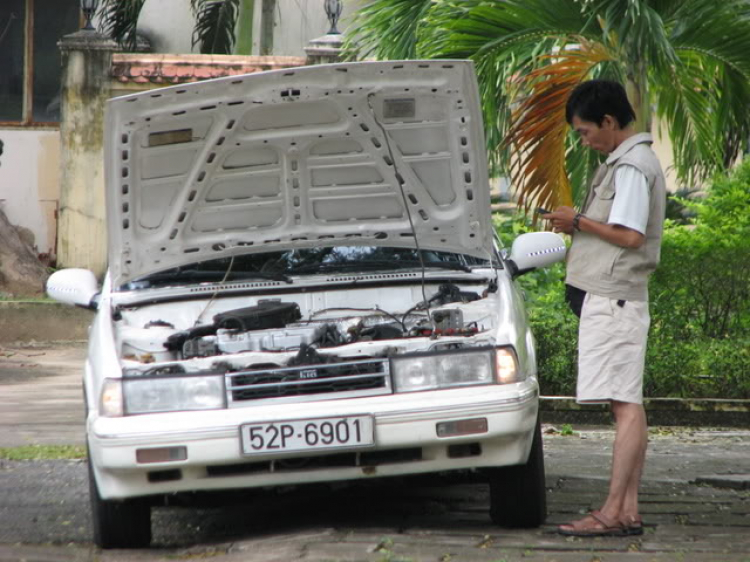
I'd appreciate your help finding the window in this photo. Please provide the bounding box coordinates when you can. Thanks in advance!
[0,0,80,125]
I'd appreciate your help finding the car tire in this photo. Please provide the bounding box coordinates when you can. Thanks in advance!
[88,455,152,549]
[487,417,547,528]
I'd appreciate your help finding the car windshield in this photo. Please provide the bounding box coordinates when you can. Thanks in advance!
[120,246,497,290]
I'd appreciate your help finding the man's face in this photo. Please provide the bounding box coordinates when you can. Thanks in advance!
[571,114,618,154]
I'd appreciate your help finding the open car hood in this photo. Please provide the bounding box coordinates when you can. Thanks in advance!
[105,60,495,287]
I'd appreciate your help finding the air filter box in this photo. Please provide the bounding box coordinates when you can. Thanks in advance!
[213,301,301,331]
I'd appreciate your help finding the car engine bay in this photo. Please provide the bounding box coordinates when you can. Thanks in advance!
[117,282,498,379]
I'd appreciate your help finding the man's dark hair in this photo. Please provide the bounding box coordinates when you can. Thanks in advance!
[565,80,636,128]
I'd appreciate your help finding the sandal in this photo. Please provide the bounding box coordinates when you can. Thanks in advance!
[621,514,644,536]
[558,510,627,537]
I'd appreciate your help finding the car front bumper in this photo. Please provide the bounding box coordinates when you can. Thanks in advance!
[88,382,539,499]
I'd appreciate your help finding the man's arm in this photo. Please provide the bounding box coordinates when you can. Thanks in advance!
[546,165,649,249]
[547,207,645,248]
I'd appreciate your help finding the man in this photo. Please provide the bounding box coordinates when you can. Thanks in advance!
[546,80,666,536]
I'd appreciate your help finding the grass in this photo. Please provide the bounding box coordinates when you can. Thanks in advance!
[0,296,55,303]
[560,423,576,436]
[0,444,86,460]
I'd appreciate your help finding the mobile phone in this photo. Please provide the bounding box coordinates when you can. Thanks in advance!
[536,207,551,215]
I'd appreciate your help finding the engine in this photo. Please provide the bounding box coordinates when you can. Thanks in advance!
[118,283,490,374]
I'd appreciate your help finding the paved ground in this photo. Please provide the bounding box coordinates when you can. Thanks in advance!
[0,343,86,447]
[0,343,749,561]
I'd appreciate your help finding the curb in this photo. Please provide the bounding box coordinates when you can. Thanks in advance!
[541,396,750,427]
[693,474,750,490]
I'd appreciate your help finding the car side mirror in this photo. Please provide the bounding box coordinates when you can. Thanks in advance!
[46,268,100,309]
[508,232,567,278]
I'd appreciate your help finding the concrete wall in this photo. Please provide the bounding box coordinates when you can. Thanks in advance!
[136,0,196,54]
[0,130,60,258]
[56,34,118,276]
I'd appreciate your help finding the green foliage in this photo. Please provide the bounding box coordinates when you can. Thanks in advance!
[560,423,575,436]
[191,0,240,54]
[652,161,750,339]
[644,335,750,398]
[664,188,700,224]
[98,0,147,51]
[500,161,750,398]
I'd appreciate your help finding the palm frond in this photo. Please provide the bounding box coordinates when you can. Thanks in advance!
[191,0,239,55]
[425,0,596,177]
[432,0,599,60]
[652,53,726,187]
[588,0,676,69]
[505,40,614,211]
[343,0,433,61]
[662,0,750,177]
[667,0,750,79]
[715,65,750,168]
[98,0,146,51]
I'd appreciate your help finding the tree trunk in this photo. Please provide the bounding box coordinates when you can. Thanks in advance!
[233,0,255,55]
[626,60,651,133]
[0,209,49,297]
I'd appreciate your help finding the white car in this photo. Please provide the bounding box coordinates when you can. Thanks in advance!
[47,60,565,548]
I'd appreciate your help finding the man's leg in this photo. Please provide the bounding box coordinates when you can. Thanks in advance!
[559,295,649,534]
[600,400,648,522]
[559,400,647,534]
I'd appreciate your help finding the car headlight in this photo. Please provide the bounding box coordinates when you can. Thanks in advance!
[391,348,494,392]
[105,375,227,416]
[391,347,523,393]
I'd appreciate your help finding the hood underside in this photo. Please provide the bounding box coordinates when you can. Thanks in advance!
[105,60,494,287]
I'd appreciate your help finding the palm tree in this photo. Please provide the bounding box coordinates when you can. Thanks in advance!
[98,0,255,55]
[346,0,750,211]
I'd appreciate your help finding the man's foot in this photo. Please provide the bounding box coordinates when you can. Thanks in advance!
[620,514,644,536]
[557,510,627,537]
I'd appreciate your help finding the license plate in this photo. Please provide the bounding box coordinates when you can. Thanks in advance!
[240,415,374,455]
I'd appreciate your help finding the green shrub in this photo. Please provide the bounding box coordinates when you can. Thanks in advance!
[651,165,750,339]
[498,160,750,398]
[644,335,750,398]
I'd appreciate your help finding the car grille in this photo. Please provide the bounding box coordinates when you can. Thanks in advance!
[225,358,392,405]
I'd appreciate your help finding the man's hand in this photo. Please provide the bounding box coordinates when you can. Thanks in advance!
[543,206,646,248]
[545,206,577,235]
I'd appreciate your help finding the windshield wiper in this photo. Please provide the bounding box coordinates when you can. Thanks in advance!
[403,260,472,273]
[285,260,471,275]
[134,269,291,288]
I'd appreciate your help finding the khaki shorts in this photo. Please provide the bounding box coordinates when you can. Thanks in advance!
[577,293,650,405]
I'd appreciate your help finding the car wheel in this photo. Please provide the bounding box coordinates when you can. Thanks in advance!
[88,455,152,548]
[487,418,547,528]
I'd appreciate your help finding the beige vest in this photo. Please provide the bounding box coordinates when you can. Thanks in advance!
[565,133,666,302]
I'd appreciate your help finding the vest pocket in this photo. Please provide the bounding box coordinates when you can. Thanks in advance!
[602,246,625,277]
